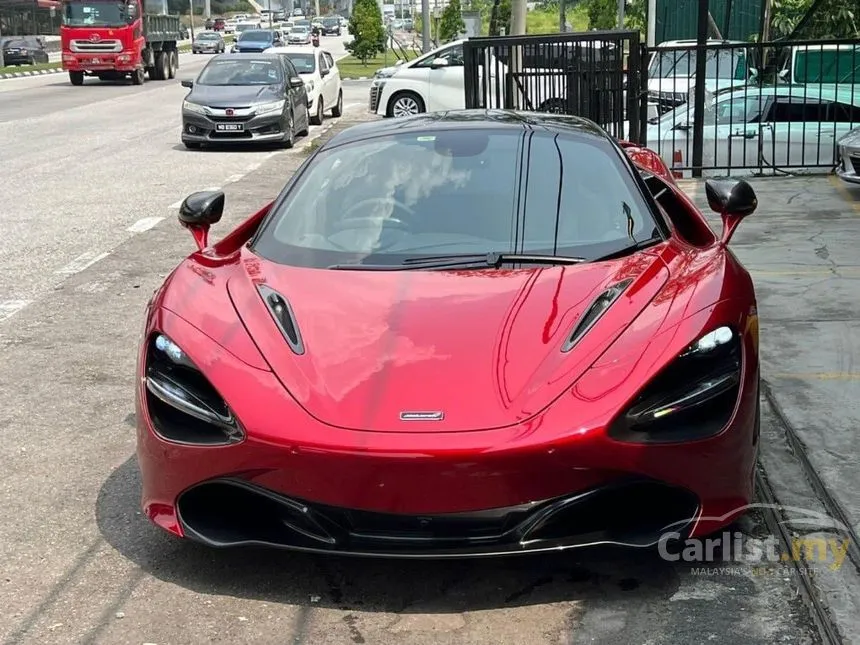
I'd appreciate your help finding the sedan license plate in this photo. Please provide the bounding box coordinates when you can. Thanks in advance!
[216,123,244,131]
[90,57,100,63]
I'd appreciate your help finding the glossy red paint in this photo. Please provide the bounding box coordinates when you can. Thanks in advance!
[136,146,760,552]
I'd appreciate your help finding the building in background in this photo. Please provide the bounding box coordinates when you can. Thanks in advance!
[0,0,62,36]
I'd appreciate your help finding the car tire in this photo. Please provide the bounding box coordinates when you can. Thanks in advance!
[310,98,324,125]
[69,71,84,86]
[387,91,424,118]
[297,105,310,136]
[168,50,178,79]
[183,141,202,149]
[131,67,145,85]
[331,89,343,117]
[281,111,295,148]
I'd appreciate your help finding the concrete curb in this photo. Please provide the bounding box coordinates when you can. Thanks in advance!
[0,66,63,80]
[342,76,371,81]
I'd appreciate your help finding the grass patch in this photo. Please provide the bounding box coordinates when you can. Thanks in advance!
[0,61,61,75]
[338,49,419,79]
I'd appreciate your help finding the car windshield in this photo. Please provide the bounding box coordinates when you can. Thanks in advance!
[197,33,220,40]
[292,26,308,33]
[235,23,257,32]
[4,39,28,48]
[322,18,338,24]
[196,58,282,85]
[239,30,272,42]
[286,52,315,72]
[252,129,658,268]
[649,48,747,80]
[63,0,128,27]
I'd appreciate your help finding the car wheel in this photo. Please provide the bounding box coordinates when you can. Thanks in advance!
[310,98,323,125]
[281,111,295,148]
[168,50,178,79]
[331,89,343,117]
[388,91,424,118]
[69,70,84,86]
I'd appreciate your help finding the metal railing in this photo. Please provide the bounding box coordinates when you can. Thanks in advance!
[644,38,860,177]
[463,30,649,145]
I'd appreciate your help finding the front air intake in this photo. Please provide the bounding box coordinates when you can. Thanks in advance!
[562,279,633,352]
[258,285,305,355]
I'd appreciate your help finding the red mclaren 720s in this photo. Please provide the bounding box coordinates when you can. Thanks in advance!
[136,109,760,558]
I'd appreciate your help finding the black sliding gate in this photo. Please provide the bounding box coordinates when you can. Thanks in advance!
[463,30,649,145]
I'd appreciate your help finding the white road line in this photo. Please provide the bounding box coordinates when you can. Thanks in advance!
[56,251,110,275]
[343,102,362,110]
[0,300,32,322]
[126,216,165,233]
[168,198,185,209]
[224,173,245,184]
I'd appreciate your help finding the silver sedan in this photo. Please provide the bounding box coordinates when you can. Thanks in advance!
[837,128,860,184]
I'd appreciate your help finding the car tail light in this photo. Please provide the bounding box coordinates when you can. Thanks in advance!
[144,333,244,445]
[608,326,742,444]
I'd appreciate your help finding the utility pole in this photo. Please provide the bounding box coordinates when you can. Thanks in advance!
[617,0,624,28]
[558,0,566,32]
[510,0,526,34]
[646,0,656,46]
[204,0,211,18]
[421,0,430,51]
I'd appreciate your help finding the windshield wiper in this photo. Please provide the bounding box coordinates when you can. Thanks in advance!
[328,252,587,271]
[591,237,663,262]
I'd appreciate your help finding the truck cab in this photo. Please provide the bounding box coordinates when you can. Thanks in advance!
[61,0,182,85]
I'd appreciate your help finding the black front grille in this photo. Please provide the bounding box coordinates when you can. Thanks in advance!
[369,85,381,112]
[849,154,860,174]
[176,478,701,556]
[208,114,254,123]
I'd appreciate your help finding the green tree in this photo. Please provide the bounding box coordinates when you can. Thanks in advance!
[582,0,616,30]
[346,0,387,64]
[438,0,466,41]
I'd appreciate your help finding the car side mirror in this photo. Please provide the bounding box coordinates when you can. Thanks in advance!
[705,179,757,245]
[320,68,329,76]
[178,190,225,251]
[430,58,449,69]
[289,76,303,88]
[181,79,193,88]
[778,69,789,80]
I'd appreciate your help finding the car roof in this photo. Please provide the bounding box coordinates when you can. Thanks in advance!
[323,109,611,149]
[267,46,323,55]
[720,84,860,104]
[211,52,282,61]
[656,39,747,47]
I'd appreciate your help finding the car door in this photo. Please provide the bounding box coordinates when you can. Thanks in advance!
[760,97,836,169]
[283,57,307,118]
[425,43,466,112]
[708,93,767,174]
[316,50,335,107]
[322,51,340,105]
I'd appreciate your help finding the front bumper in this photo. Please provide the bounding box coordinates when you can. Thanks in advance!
[2,52,32,64]
[62,52,137,72]
[193,45,221,53]
[181,110,288,144]
[836,149,860,184]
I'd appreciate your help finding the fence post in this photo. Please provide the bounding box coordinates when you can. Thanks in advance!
[691,0,710,178]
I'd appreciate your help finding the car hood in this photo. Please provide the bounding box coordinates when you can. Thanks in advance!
[839,127,860,148]
[188,84,283,106]
[226,248,670,433]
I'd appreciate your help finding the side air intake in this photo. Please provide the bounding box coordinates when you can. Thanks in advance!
[258,285,305,355]
[562,279,633,353]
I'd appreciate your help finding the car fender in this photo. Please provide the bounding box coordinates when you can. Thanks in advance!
[379,76,428,115]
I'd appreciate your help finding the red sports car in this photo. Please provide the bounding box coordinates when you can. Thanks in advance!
[136,110,760,557]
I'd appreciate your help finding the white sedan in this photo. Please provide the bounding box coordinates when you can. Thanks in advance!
[266,46,343,125]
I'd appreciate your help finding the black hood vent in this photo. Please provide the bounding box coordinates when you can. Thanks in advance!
[258,285,305,355]
[562,279,633,353]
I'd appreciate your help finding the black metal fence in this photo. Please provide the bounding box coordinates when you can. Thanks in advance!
[463,30,649,145]
[646,37,860,177]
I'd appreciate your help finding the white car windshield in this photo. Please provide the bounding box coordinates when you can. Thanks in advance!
[285,52,315,73]
[252,128,658,268]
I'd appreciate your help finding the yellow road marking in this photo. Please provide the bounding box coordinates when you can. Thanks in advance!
[770,372,860,381]
[829,175,860,213]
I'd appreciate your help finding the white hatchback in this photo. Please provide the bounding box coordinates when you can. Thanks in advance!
[266,46,344,124]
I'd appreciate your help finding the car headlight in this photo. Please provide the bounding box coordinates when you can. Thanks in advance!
[608,325,742,444]
[144,333,244,445]
[255,99,286,114]
[372,79,387,89]
[305,79,314,93]
[183,100,207,115]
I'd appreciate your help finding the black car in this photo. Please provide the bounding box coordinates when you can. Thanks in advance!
[320,18,341,36]
[181,53,310,149]
[1,36,50,66]
[233,29,282,53]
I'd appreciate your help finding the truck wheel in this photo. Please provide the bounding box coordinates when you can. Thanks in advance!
[152,52,167,80]
[168,51,178,79]
[69,71,84,86]
[131,68,145,85]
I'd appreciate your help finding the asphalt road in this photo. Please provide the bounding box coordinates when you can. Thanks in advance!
[0,41,844,644]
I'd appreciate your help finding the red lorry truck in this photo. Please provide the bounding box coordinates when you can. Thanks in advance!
[60,0,183,85]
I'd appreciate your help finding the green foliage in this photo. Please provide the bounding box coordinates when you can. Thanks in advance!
[772,0,857,38]
[438,0,466,41]
[581,0,616,30]
[346,0,387,63]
